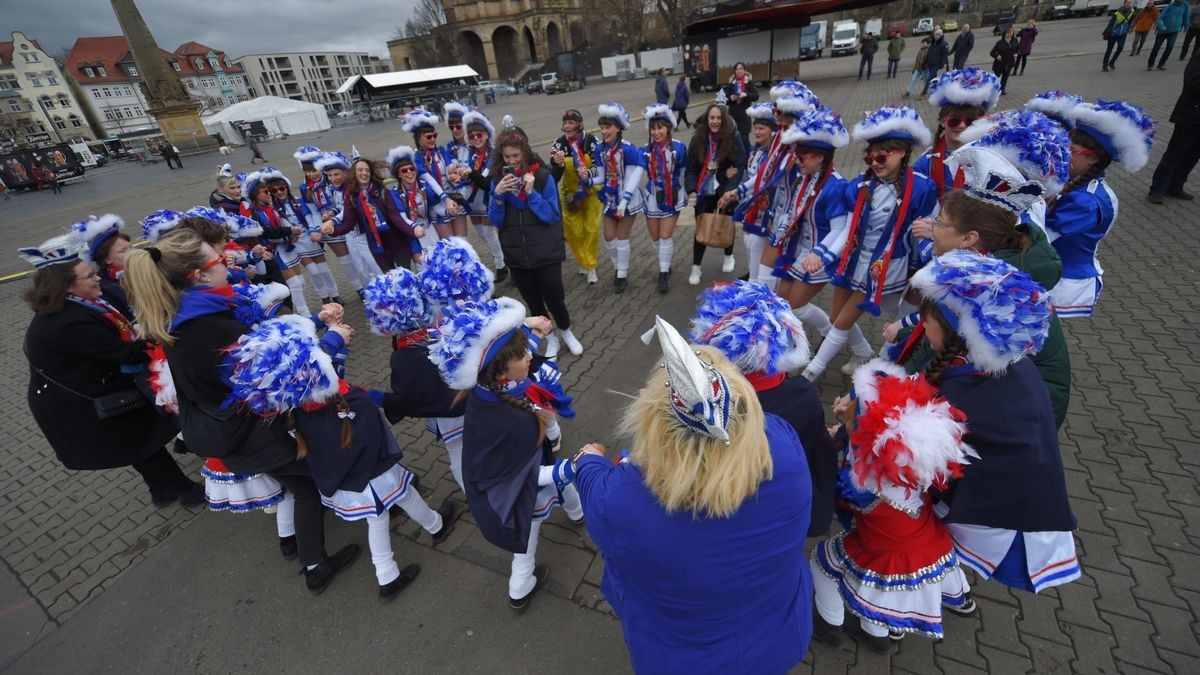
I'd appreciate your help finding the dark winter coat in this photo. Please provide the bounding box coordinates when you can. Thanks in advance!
[384,342,467,424]
[756,376,837,537]
[1172,48,1200,124]
[296,387,400,496]
[672,79,691,110]
[950,31,975,60]
[1016,25,1038,55]
[655,73,670,104]
[924,36,950,71]
[990,37,1016,70]
[685,130,747,214]
[722,76,760,136]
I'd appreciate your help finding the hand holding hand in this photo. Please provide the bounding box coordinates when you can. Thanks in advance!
[320,222,335,235]
[413,225,426,239]
[832,394,852,423]
[577,442,605,457]
[329,323,355,346]
[318,303,344,325]
[882,321,902,343]
[801,253,823,274]
[524,316,553,337]
[309,232,322,243]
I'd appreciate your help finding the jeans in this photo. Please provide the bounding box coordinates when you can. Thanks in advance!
[918,67,939,95]
[906,68,928,94]
[952,54,969,70]
[1147,30,1180,68]
[1104,35,1128,68]
[887,58,900,77]
[1149,123,1200,195]
[1181,27,1200,59]
[509,263,571,330]
[858,54,874,79]
[1131,30,1150,54]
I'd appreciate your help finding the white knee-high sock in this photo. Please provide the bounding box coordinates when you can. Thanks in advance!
[847,324,874,357]
[313,261,339,296]
[811,557,846,626]
[545,416,561,444]
[366,512,400,585]
[443,434,464,493]
[615,239,630,278]
[794,303,833,337]
[275,492,295,537]
[604,238,619,269]
[509,519,542,599]
[303,262,332,297]
[808,327,849,374]
[335,254,363,290]
[757,264,778,291]
[745,232,765,272]
[657,238,674,272]
[285,275,310,317]
[393,480,442,534]
[474,223,506,269]
[561,483,584,521]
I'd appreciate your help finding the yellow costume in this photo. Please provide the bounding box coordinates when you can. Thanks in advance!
[558,153,601,271]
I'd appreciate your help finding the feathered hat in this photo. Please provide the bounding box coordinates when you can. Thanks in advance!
[183,205,226,223]
[1070,100,1156,172]
[909,250,1052,374]
[769,80,817,105]
[501,114,518,132]
[71,214,125,262]
[928,67,1003,112]
[643,103,677,129]
[401,107,440,135]
[225,315,341,415]
[222,210,264,239]
[462,109,495,138]
[292,145,322,167]
[651,316,732,445]
[218,163,233,177]
[258,165,290,187]
[952,109,1072,212]
[689,280,811,375]
[597,101,631,130]
[746,101,777,128]
[18,234,82,269]
[429,297,528,391]
[780,106,849,150]
[386,144,417,173]
[231,281,290,324]
[847,358,975,495]
[443,100,470,123]
[1024,90,1085,128]
[240,171,267,198]
[852,106,932,147]
[140,209,186,243]
[417,237,494,307]
[313,151,350,172]
[362,267,434,336]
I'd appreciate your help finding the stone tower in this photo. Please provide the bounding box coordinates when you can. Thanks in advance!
[109,0,217,152]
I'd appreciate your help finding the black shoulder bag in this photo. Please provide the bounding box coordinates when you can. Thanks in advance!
[24,341,149,419]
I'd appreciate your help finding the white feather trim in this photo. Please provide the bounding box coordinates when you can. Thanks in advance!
[431,297,527,390]
[776,95,817,116]
[870,399,977,491]
[852,358,907,404]
[643,103,676,129]
[461,110,495,138]
[386,144,416,169]
[597,102,630,130]
[852,107,932,148]
[1070,102,1153,172]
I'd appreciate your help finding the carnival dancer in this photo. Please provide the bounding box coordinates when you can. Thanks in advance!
[684,98,746,286]
[914,68,1003,201]
[323,156,420,273]
[640,104,688,293]
[266,169,342,305]
[769,106,851,338]
[382,145,435,262]
[688,279,836,537]
[440,101,473,238]
[402,108,464,238]
[71,214,134,318]
[1045,100,1155,317]
[718,102,780,289]
[295,145,365,299]
[813,359,977,652]
[583,102,646,294]
[549,109,602,284]
[447,109,508,282]
[243,169,312,316]
[801,106,939,381]
[429,298,584,611]
[226,315,457,601]
[209,167,246,214]
[309,150,372,295]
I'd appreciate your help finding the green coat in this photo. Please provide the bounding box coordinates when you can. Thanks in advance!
[887,37,906,60]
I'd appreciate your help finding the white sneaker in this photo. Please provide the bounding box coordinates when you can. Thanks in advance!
[840,354,871,375]
[586,268,598,284]
[721,255,736,273]
[561,329,584,355]
[688,265,702,286]
[544,332,561,359]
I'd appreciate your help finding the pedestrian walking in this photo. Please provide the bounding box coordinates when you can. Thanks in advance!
[1104,0,1137,71]
[248,135,265,164]
[991,27,1018,94]
[1014,19,1039,75]
[919,29,950,97]
[903,36,933,97]
[1148,48,1200,203]
[886,30,906,78]
[1178,0,1200,60]
[1130,0,1161,55]
[1147,0,1193,70]
[654,67,670,105]
[858,32,879,80]
[672,74,691,127]
[949,23,975,70]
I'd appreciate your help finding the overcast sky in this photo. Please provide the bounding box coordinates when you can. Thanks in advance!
[6,0,411,60]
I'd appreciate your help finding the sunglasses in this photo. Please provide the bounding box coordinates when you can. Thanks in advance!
[424,132,438,140]
[863,149,900,166]
[73,270,100,282]
[270,186,289,193]
[468,132,489,140]
[1070,145,1095,156]
[187,256,224,280]
[398,166,416,174]
[449,123,463,130]
[941,116,973,129]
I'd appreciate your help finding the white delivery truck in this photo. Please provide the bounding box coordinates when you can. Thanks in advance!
[799,21,827,59]
[864,18,884,38]
[831,20,860,57]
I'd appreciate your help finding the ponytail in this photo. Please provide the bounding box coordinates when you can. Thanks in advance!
[122,228,207,345]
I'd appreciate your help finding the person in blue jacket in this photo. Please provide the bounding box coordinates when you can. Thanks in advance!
[1147,0,1193,70]
[640,104,688,293]
[582,101,646,294]
[571,316,812,674]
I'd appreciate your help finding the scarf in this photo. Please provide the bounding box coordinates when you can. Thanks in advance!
[733,74,746,96]
[423,148,443,185]
[648,141,677,207]
[392,180,424,222]
[565,133,590,201]
[356,186,390,253]
[774,165,834,249]
[513,162,542,203]
[68,294,137,343]
[499,375,575,418]
[468,147,490,202]
[305,177,328,209]
[604,142,622,190]
[738,136,792,225]
[930,138,947,198]
[392,328,430,350]
[834,169,917,316]
[695,136,718,195]
[103,265,123,282]
[170,285,262,331]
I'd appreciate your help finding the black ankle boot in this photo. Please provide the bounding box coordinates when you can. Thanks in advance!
[304,544,361,595]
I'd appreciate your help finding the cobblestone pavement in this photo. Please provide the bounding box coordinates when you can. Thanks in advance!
[1,15,1197,673]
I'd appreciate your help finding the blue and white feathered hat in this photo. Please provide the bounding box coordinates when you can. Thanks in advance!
[780,106,849,150]
[140,209,186,243]
[953,109,1072,212]
[240,171,267,198]
[928,68,1003,112]
[643,103,676,129]
[386,144,417,173]
[443,100,470,122]
[225,314,341,415]
[293,145,322,166]
[769,80,817,105]
[258,165,290,187]
[218,163,233,177]
[852,106,932,147]
[1024,90,1084,128]
[1070,100,1155,172]
[597,101,631,130]
[651,315,732,445]
[234,171,248,184]
[18,234,82,269]
[313,151,350,172]
[776,94,819,117]
[232,281,290,323]
[362,268,434,336]
[182,205,264,239]
[429,297,528,390]
[183,205,226,223]
[746,101,777,128]
[689,280,811,375]
[71,214,125,262]
[462,110,495,138]
[402,107,440,135]
[417,237,494,307]
[909,250,1052,374]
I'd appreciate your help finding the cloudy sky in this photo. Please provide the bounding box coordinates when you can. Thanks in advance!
[6,0,412,59]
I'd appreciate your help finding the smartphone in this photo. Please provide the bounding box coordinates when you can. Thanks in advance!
[502,166,516,177]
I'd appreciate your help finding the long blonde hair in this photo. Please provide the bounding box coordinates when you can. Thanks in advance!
[122,228,208,345]
[619,345,772,518]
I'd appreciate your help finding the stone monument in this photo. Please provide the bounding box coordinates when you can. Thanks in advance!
[109,0,218,152]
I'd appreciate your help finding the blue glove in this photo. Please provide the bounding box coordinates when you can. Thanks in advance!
[552,458,576,491]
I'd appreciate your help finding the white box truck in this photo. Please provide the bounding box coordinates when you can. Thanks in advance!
[831,20,860,57]
[864,18,884,38]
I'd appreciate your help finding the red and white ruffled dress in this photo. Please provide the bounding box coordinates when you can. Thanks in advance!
[201,458,287,513]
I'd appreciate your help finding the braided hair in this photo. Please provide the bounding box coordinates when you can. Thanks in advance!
[1057,128,1111,200]
[476,328,548,443]
[920,300,968,385]
[289,394,355,461]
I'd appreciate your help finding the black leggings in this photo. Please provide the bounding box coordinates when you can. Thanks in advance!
[674,107,690,128]
[692,196,734,265]
[131,447,196,501]
[267,462,327,567]
[509,263,571,330]
[1013,53,1029,74]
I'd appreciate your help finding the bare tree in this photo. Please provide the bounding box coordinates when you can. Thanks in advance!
[654,0,706,44]
[395,0,448,39]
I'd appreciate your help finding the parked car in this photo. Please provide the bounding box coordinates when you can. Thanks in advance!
[993,17,1015,35]
[887,19,907,36]
[913,17,935,35]
[942,18,960,32]
[1047,4,1071,20]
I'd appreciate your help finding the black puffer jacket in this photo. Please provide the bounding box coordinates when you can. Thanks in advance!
[488,166,565,269]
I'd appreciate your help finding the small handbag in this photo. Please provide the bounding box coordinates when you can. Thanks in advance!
[25,342,149,419]
[695,210,736,249]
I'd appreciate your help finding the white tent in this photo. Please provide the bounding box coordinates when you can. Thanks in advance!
[202,96,330,144]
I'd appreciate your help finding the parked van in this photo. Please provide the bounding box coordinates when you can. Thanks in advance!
[831,20,860,57]
[864,18,884,38]
[799,21,827,59]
